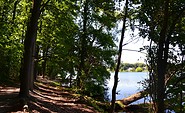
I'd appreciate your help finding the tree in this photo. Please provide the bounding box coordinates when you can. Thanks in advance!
[36,0,79,79]
[0,0,31,84]
[135,67,143,72]
[155,0,170,112]
[19,0,42,98]
[110,0,129,112]
[73,0,117,99]
[137,0,185,112]
[76,0,88,88]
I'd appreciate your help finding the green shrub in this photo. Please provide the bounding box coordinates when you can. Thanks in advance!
[135,67,143,72]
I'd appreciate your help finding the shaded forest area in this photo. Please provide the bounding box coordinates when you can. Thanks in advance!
[0,0,185,113]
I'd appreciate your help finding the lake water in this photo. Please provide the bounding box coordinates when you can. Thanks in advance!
[107,72,149,104]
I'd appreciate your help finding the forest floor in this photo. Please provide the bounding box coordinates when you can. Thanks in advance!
[0,77,100,113]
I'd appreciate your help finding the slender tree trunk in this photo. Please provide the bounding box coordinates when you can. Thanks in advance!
[19,0,42,98]
[110,0,128,112]
[69,68,74,87]
[34,19,42,79]
[12,0,18,23]
[42,46,49,78]
[34,45,39,80]
[42,58,47,78]
[77,0,88,88]
[69,74,72,87]
[156,0,169,112]
[180,46,184,113]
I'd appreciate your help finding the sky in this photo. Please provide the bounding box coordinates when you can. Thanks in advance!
[116,25,150,64]
[113,1,149,64]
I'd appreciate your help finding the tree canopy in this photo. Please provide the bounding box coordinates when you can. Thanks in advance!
[0,0,185,112]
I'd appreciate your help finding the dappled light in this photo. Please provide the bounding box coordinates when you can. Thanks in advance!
[0,78,98,113]
[0,0,185,112]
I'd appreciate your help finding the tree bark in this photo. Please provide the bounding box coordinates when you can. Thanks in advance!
[12,0,18,23]
[42,46,49,78]
[29,36,36,91]
[110,0,128,112]
[19,0,42,98]
[34,45,40,80]
[156,0,169,112]
[77,0,88,88]
[117,90,148,105]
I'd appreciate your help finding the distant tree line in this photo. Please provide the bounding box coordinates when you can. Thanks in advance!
[110,63,147,72]
[120,63,147,72]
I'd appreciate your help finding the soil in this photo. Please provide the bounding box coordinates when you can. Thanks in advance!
[0,77,99,113]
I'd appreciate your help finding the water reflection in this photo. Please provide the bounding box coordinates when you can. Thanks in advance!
[107,72,148,104]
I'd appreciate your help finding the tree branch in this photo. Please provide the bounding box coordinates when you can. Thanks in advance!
[40,0,51,12]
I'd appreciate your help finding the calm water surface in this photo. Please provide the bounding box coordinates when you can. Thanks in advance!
[107,72,149,104]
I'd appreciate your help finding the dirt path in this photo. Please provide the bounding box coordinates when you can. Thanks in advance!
[0,78,99,113]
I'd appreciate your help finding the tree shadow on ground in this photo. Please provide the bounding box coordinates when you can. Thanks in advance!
[28,80,97,113]
[29,95,95,113]
[0,87,22,113]
[0,79,98,113]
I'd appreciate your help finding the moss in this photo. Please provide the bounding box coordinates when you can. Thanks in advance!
[51,81,60,86]
[115,100,126,108]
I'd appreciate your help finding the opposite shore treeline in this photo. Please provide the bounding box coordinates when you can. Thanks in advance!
[109,63,147,72]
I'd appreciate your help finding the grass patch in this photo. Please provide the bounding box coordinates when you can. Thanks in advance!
[77,95,110,113]
[51,81,60,86]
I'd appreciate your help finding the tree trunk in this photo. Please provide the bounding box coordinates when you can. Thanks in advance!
[77,0,88,88]
[19,0,42,98]
[156,0,169,112]
[12,0,18,23]
[180,47,184,113]
[34,45,40,80]
[42,46,49,78]
[117,90,148,105]
[29,36,36,91]
[110,0,128,112]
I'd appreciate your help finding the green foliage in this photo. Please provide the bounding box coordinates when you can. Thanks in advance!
[120,63,146,72]
[136,0,185,112]
[3,1,185,112]
[0,1,117,102]
[165,69,185,112]
[0,0,31,82]
[135,67,143,72]
[0,0,184,112]
[72,0,117,99]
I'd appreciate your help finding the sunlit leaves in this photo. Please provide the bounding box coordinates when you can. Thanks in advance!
[73,0,117,99]
[136,0,185,112]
